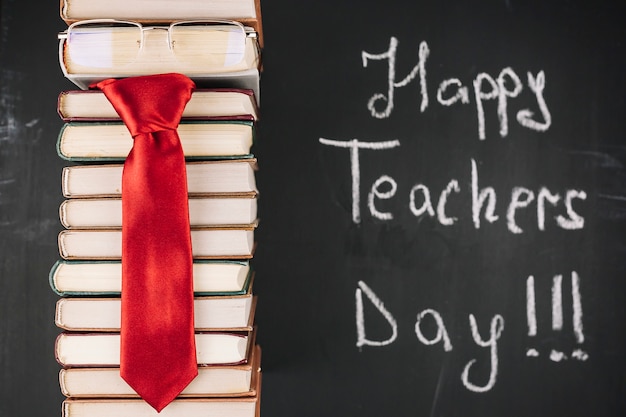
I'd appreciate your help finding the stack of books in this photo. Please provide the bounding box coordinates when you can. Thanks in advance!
[51,1,264,416]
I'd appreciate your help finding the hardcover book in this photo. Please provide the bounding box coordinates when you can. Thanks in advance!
[58,20,261,99]
[57,120,255,161]
[58,226,257,260]
[56,329,255,367]
[61,372,261,417]
[61,159,258,198]
[59,345,262,398]
[57,89,258,122]
[49,260,253,296]
[60,195,258,229]
[55,292,257,331]
[59,0,265,46]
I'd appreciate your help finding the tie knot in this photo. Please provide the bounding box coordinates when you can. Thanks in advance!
[92,73,195,137]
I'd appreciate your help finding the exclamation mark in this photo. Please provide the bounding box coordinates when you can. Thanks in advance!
[526,275,539,357]
[550,275,566,362]
[571,271,588,361]
[526,272,588,361]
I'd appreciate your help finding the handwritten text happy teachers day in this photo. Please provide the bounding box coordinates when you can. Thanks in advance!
[319,38,588,393]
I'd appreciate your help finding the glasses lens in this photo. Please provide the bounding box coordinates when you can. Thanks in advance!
[170,22,247,68]
[66,22,141,68]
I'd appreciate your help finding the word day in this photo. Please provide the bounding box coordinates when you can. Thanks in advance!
[356,271,587,393]
[356,280,504,393]
[318,138,587,232]
[361,37,551,140]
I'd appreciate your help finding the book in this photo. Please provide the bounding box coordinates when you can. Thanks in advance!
[61,159,258,198]
[59,345,261,398]
[61,372,262,417]
[57,89,258,122]
[55,291,257,331]
[56,330,254,367]
[49,260,252,296]
[58,20,261,98]
[59,0,265,47]
[60,195,258,229]
[58,226,257,260]
[57,121,255,161]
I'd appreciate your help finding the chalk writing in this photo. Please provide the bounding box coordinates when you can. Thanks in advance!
[317,139,587,232]
[526,276,538,338]
[368,175,397,220]
[356,271,586,392]
[319,36,590,396]
[355,280,398,348]
[318,138,400,223]
[356,279,506,392]
[361,39,551,139]
[525,271,588,361]
[414,309,453,352]
[517,71,551,132]
[572,271,585,344]
[361,38,429,118]
[552,274,564,332]
[437,78,469,106]
[461,314,504,393]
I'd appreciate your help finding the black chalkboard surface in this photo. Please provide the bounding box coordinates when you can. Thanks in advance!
[1,1,625,416]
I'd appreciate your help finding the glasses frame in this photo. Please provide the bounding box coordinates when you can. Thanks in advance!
[57,18,261,86]
[59,18,256,53]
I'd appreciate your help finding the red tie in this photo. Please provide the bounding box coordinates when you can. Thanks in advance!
[92,73,197,412]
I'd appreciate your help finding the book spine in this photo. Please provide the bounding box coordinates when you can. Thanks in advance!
[48,260,65,297]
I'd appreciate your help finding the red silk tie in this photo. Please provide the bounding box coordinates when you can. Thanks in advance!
[92,73,197,412]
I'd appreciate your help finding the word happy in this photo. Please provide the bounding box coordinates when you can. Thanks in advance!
[361,37,551,139]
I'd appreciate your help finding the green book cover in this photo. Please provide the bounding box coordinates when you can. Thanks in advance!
[49,259,253,297]
[56,120,256,162]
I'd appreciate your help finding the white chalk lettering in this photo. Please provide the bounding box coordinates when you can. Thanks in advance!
[355,280,398,348]
[318,138,400,224]
[415,309,453,351]
[368,175,397,220]
[362,38,430,118]
[572,349,589,361]
[437,179,461,226]
[507,187,535,234]
[360,38,552,138]
[323,35,588,398]
[461,314,504,393]
[319,145,586,232]
[437,78,469,106]
[525,271,588,360]
[571,271,585,344]
[552,274,564,331]
[409,184,435,217]
[496,67,523,137]
[473,72,499,140]
[556,189,587,230]
[473,68,524,139]
[526,275,537,337]
[517,71,552,132]
[550,350,567,362]
[537,187,561,231]
[471,158,499,228]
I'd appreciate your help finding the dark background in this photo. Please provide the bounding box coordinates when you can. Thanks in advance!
[1,1,625,416]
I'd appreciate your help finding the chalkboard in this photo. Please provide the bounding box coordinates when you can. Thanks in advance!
[1,1,625,416]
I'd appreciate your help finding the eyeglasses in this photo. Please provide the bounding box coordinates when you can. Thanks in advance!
[58,19,259,73]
